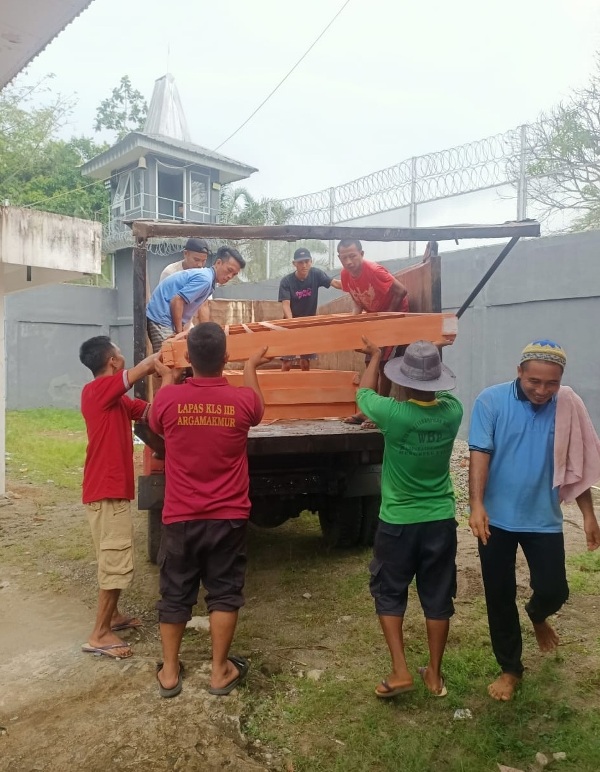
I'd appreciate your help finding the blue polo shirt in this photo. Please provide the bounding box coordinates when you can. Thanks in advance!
[146,268,215,329]
[468,380,562,533]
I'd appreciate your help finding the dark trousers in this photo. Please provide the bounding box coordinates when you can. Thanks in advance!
[478,526,569,676]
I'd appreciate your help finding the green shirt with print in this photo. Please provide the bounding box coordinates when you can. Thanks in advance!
[356,388,463,525]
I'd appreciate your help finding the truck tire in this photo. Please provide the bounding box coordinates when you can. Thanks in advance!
[359,495,381,547]
[147,508,163,565]
[319,498,363,548]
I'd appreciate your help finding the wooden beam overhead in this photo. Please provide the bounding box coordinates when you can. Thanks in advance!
[130,219,541,242]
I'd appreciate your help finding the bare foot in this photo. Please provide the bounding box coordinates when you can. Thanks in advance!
[533,621,559,652]
[488,672,521,701]
[418,666,447,697]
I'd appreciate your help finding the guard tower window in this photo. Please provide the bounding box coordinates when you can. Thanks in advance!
[112,169,144,218]
[189,171,209,213]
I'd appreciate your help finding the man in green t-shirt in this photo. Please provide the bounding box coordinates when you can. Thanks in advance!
[356,338,463,699]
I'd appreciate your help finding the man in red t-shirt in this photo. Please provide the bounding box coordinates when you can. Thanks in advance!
[150,322,268,698]
[337,238,409,426]
[79,336,159,660]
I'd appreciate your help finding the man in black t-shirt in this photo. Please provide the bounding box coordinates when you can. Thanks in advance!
[278,247,332,371]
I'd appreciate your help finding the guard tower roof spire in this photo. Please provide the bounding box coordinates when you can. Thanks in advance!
[143,73,191,142]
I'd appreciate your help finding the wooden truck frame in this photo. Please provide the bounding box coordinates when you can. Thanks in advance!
[130,220,540,562]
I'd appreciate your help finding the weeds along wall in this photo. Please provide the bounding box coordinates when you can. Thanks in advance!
[4,230,600,437]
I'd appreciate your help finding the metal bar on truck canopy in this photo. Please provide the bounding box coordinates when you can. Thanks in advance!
[455,236,520,319]
[133,238,149,386]
[128,219,541,243]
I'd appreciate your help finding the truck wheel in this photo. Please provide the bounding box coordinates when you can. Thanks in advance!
[359,495,381,547]
[319,498,363,548]
[147,508,163,565]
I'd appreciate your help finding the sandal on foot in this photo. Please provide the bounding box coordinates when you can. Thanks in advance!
[375,679,415,698]
[157,662,185,699]
[208,655,249,696]
[418,666,447,697]
[81,643,132,659]
[111,617,142,632]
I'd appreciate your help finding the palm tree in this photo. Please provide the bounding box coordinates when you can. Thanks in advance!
[219,186,327,281]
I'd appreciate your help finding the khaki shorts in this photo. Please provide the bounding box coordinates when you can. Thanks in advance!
[86,499,135,590]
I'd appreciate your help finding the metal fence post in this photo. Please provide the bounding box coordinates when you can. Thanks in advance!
[266,201,272,279]
[408,157,417,258]
[328,187,336,269]
[517,124,528,220]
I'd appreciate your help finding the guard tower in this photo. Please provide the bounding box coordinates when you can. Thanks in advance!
[82,73,257,256]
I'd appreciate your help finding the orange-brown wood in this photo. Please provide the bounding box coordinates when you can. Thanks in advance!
[161,312,457,366]
[222,369,359,421]
[223,369,358,388]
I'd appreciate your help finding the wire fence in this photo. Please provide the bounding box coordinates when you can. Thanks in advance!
[277,126,529,229]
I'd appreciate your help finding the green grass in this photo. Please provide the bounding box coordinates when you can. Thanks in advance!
[4,410,600,772]
[567,550,600,594]
[239,516,600,772]
[6,408,88,490]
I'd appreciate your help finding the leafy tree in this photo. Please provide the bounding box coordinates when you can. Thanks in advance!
[0,78,112,284]
[94,75,148,140]
[517,58,600,229]
[220,186,328,281]
[0,80,109,221]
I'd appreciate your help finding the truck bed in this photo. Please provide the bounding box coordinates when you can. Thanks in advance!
[247,419,383,455]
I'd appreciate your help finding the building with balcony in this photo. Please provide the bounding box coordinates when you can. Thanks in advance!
[82,73,257,254]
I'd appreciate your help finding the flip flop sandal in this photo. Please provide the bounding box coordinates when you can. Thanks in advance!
[208,655,250,696]
[157,662,185,699]
[418,666,448,697]
[375,679,415,698]
[81,643,132,659]
[111,617,143,632]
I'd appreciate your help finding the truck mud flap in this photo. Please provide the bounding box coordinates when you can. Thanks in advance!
[138,474,165,511]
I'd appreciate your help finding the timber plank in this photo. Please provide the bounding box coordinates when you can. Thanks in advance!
[161,312,457,366]
[223,369,358,388]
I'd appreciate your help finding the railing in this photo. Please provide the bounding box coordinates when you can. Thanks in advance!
[103,194,218,253]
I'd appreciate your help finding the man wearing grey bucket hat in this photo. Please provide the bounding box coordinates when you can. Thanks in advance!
[356,338,463,699]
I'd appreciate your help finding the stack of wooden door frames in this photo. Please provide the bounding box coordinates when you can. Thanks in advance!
[223,369,359,420]
[160,311,458,366]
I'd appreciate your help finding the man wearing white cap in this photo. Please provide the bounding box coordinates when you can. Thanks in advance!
[160,238,211,324]
[357,338,463,700]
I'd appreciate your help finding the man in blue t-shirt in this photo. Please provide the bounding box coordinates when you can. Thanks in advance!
[468,340,600,701]
[146,246,245,352]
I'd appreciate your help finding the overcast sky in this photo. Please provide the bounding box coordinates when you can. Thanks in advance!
[17,0,600,201]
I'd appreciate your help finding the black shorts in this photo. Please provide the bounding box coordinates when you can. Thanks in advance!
[369,518,457,619]
[156,519,248,623]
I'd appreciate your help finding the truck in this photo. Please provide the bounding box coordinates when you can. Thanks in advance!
[130,220,540,562]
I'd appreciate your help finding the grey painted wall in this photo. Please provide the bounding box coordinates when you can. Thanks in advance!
[5,231,600,438]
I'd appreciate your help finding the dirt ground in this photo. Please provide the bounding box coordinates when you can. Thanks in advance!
[0,473,597,772]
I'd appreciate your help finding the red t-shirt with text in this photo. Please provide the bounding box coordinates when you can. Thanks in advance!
[81,370,148,503]
[149,377,264,524]
[340,260,409,313]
